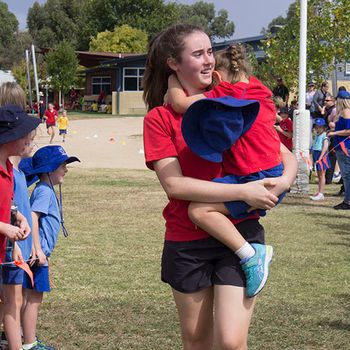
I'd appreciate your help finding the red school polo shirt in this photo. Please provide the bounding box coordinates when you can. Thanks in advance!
[143,105,258,242]
[44,109,58,125]
[205,77,282,176]
[278,118,293,151]
[0,159,13,263]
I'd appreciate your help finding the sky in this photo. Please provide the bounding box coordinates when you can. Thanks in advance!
[4,0,295,39]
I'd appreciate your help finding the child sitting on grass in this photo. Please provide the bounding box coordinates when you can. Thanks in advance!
[166,44,297,297]
[20,145,80,350]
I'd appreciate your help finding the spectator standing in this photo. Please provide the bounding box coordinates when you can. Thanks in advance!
[306,82,316,110]
[273,77,289,106]
[311,81,330,118]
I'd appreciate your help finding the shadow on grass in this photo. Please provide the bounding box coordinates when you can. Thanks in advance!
[317,293,350,331]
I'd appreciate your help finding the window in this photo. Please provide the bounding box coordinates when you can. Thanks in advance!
[92,76,111,95]
[123,68,145,91]
[345,62,350,76]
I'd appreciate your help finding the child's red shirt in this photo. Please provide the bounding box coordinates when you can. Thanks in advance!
[0,159,13,263]
[205,77,282,176]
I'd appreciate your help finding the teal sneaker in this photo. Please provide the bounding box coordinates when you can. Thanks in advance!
[29,338,56,350]
[241,243,273,298]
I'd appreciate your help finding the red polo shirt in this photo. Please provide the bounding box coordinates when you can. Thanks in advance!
[0,159,13,263]
[143,105,258,242]
[205,77,282,176]
[44,108,58,125]
[278,118,293,151]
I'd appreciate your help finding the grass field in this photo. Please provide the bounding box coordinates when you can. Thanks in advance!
[37,168,350,350]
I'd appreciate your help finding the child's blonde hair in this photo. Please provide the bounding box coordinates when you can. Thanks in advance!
[273,96,286,110]
[0,82,26,110]
[214,44,252,84]
[336,98,350,115]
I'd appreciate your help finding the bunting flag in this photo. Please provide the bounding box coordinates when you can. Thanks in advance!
[316,159,324,172]
[339,141,349,156]
[322,155,330,168]
[299,151,311,169]
[14,260,34,287]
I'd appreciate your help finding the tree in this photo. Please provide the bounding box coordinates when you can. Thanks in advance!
[257,0,350,92]
[89,25,148,53]
[175,1,234,40]
[0,1,19,69]
[27,0,91,50]
[45,41,78,106]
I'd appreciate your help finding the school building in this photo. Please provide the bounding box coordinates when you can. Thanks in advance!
[78,35,350,116]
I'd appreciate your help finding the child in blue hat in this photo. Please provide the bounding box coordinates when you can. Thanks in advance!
[0,82,41,350]
[19,145,80,350]
[166,44,297,297]
[310,118,330,201]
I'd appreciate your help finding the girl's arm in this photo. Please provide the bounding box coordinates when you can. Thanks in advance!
[319,137,329,159]
[31,211,47,266]
[12,242,23,262]
[153,157,278,210]
[167,74,205,114]
[16,210,31,239]
[0,222,25,241]
[274,125,293,139]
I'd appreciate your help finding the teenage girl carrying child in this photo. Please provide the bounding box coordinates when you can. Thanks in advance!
[167,44,297,297]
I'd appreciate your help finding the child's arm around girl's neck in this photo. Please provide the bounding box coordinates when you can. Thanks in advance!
[167,74,206,114]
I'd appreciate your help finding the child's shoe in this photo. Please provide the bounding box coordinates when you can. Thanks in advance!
[241,243,273,298]
[310,192,324,201]
[26,338,56,350]
[332,172,341,183]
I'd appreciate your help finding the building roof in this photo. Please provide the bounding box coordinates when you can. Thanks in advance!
[0,70,15,84]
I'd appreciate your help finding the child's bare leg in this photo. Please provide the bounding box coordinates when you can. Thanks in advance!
[188,202,273,298]
[48,127,55,144]
[3,284,23,350]
[22,289,43,345]
[188,202,254,258]
[318,171,326,194]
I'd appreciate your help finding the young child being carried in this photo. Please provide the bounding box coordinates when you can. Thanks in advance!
[19,145,80,350]
[167,44,297,297]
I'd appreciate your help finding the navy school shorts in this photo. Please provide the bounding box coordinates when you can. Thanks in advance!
[161,219,265,293]
[2,266,25,285]
[23,265,51,293]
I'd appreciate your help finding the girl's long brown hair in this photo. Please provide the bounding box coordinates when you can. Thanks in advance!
[143,24,205,111]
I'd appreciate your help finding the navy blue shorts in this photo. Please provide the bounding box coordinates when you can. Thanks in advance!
[59,129,67,135]
[23,265,50,293]
[312,150,330,172]
[213,164,285,219]
[2,266,25,285]
[161,219,264,293]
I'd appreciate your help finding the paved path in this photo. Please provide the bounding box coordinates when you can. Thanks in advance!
[36,117,146,169]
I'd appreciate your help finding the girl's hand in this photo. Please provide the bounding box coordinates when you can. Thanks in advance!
[35,248,47,266]
[242,179,279,210]
[12,243,23,262]
[16,211,31,239]
[2,223,25,241]
[264,176,290,198]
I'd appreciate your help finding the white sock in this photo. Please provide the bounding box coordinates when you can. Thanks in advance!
[22,342,36,350]
[235,242,256,260]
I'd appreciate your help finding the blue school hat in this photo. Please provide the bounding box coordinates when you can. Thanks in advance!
[181,96,260,162]
[336,90,350,99]
[0,104,41,145]
[19,145,80,184]
[313,118,326,126]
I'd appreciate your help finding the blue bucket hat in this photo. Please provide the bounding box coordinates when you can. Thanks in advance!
[19,145,80,184]
[0,104,41,145]
[336,90,350,99]
[314,118,326,126]
[181,96,260,162]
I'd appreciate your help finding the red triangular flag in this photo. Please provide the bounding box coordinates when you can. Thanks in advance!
[14,260,34,287]
[340,141,349,156]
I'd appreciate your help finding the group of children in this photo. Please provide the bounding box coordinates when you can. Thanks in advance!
[0,82,78,350]
[42,104,69,144]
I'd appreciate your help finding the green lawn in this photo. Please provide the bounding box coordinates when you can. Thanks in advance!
[38,168,350,349]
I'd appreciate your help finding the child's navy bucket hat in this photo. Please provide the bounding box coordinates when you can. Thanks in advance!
[181,96,260,162]
[19,145,80,184]
[0,104,41,145]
